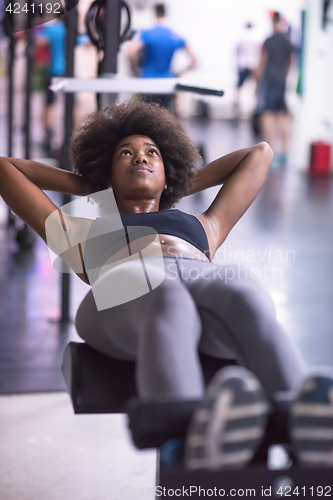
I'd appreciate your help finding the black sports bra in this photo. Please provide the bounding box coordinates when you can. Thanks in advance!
[120,209,210,256]
[83,209,210,284]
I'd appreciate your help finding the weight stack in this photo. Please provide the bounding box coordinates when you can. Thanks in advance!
[309,141,332,175]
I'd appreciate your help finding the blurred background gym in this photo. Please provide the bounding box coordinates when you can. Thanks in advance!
[0,0,333,498]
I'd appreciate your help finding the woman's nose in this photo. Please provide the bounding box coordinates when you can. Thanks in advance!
[134,155,147,164]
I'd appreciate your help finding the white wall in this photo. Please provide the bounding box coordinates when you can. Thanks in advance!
[290,0,333,170]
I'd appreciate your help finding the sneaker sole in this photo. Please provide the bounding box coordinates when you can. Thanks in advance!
[289,375,333,467]
[184,366,268,470]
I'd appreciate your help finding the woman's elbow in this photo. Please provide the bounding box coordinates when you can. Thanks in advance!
[255,141,272,154]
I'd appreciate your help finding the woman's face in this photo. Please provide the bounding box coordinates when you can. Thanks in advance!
[109,134,166,201]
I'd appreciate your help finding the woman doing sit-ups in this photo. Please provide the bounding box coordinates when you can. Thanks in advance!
[1,101,332,470]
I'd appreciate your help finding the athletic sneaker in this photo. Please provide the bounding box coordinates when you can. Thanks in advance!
[184,366,269,470]
[289,374,333,467]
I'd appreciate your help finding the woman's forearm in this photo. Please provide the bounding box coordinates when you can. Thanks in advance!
[187,145,261,196]
[0,156,88,196]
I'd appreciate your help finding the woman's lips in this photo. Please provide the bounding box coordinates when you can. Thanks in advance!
[131,165,152,173]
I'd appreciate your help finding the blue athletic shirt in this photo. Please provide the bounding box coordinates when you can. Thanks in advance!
[40,21,66,76]
[139,24,185,78]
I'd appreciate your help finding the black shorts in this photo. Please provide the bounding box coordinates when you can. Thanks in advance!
[45,74,65,105]
[45,75,55,105]
[257,76,288,112]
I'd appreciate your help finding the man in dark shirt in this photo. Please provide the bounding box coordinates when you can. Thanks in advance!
[255,12,293,165]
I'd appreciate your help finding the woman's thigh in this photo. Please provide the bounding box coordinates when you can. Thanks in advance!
[75,258,200,360]
[176,259,307,394]
[200,268,274,353]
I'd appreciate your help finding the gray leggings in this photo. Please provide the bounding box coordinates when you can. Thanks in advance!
[75,257,307,401]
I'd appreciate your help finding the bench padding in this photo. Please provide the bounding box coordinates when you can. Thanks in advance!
[62,342,137,413]
[62,342,236,414]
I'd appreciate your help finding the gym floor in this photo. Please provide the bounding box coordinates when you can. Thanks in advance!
[1,62,333,498]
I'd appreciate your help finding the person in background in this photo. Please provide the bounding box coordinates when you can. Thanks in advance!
[255,12,293,167]
[34,18,66,157]
[234,22,261,116]
[127,3,196,110]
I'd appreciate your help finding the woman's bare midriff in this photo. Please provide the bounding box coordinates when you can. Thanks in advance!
[157,234,210,261]
[96,233,210,278]
[75,218,212,284]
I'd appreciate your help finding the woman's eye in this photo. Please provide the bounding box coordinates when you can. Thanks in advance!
[148,149,158,155]
[120,150,131,156]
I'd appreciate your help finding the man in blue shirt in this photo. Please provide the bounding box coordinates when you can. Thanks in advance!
[34,18,66,156]
[127,3,196,108]
[39,19,66,79]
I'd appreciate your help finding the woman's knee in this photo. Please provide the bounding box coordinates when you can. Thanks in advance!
[194,273,277,335]
[230,279,277,320]
[209,265,277,319]
[75,291,138,359]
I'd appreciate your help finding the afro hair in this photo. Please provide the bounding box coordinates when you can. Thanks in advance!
[69,100,201,210]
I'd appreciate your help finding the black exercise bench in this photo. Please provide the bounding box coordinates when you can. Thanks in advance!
[62,342,333,500]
